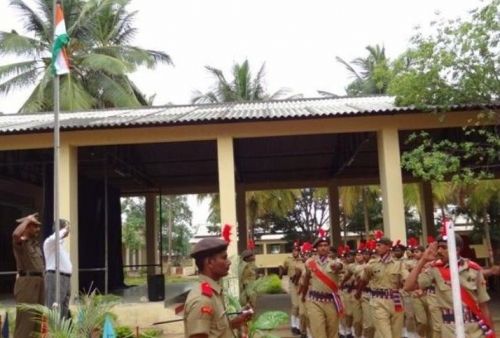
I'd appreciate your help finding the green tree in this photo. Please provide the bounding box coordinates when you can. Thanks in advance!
[121,195,193,260]
[389,0,499,183]
[257,188,329,242]
[335,44,394,96]
[159,195,193,259]
[121,196,145,251]
[191,59,297,103]
[0,0,172,112]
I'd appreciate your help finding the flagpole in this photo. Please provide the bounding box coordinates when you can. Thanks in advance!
[53,0,62,314]
[445,219,465,338]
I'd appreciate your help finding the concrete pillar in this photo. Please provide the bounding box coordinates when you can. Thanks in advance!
[145,193,158,275]
[377,128,406,242]
[217,136,239,294]
[58,144,79,298]
[236,185,247,253]
[328,181,342,247]
[420,181,435,243]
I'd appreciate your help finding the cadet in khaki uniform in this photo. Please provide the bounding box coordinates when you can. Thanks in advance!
[339,246,355,338]
[404,234,494,338]
[239,249,257,307]
[12,213,45,338]
[184,238,252,338]
[281,243,302,335]
[359,241,376,338]
[360,236,408,338]
[301,233,343,338]
[298,242,313,338]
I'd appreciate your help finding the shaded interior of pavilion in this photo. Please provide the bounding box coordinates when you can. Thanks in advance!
[0,126,496,295]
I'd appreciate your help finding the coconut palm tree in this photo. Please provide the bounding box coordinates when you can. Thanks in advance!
[191,59,298,103]
[335,44,393,96]
[0,0,172,113]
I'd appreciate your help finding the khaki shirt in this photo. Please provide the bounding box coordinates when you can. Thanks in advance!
[239,261,256,289]
[283,257,299,278]
[417,258,490,309]
[12,238,44,273]
[305,256,342,293]
[184,275,233,338]
[363,253,408,289]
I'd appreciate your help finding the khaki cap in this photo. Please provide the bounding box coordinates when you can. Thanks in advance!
[190,238,228,258]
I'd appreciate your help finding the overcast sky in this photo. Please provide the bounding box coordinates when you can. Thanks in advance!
[0,0,483,114]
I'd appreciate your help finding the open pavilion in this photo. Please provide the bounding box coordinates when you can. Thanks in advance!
[0,95,497,297]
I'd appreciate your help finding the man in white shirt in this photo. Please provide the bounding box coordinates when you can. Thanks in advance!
[43,219,72,318]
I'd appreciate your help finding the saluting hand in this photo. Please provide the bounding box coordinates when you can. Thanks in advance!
[422,242,438,262]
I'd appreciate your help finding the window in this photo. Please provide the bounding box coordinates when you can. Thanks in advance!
[269,244,282,254]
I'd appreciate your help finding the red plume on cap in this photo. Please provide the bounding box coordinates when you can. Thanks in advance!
[357,240,366,252]
[427,235,435,244]
[222,224,232,243]
[366,239,377,251]
[301,241,313,253]
[393,239,401,247]
[337,245,343,256]
[247,239,255,250]
[407,237,418,248]
[317,227,327,239]
[374,230,384,241]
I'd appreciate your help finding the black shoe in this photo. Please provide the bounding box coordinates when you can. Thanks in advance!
[291,327,300,335]
[346,334,354,338]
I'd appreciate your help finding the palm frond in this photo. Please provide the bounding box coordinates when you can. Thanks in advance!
[79,53,133,75]
[18,68,52,113]
[89,72,141,108]
[0,60,39,81]
[9,0,51,42]
[317,90,340,98]
[0,67,40,95]
[0,31,45,57]
[335,56,362,80]
[59,75,96,111]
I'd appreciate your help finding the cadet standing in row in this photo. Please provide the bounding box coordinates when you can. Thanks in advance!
[184,238,252,338]
[12,213,45,338]
[360,235,408,338]
[301,231,343,338]
[281,242,302,335]
[239,249,257,307]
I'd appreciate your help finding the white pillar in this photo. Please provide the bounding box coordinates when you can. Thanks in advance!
[377,128,406,242]
[217,136,239,295]
[58,143,79,299]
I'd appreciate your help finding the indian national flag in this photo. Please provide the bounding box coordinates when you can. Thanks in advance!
[52,2,70,75]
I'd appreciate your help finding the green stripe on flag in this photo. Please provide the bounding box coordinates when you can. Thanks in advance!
[51,33,70,75]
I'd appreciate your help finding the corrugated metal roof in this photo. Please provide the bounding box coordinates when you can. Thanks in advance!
[0,95,425,135]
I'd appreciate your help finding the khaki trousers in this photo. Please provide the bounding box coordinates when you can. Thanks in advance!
[441,322,485,338]
[351,295,362,337]
[14,276,44,338]
[370,297,404,338]
[423,294,442,338]
[290,283,299,316]
[306,300,339,338]
[361,294,374,338]
[412,296,429,337]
